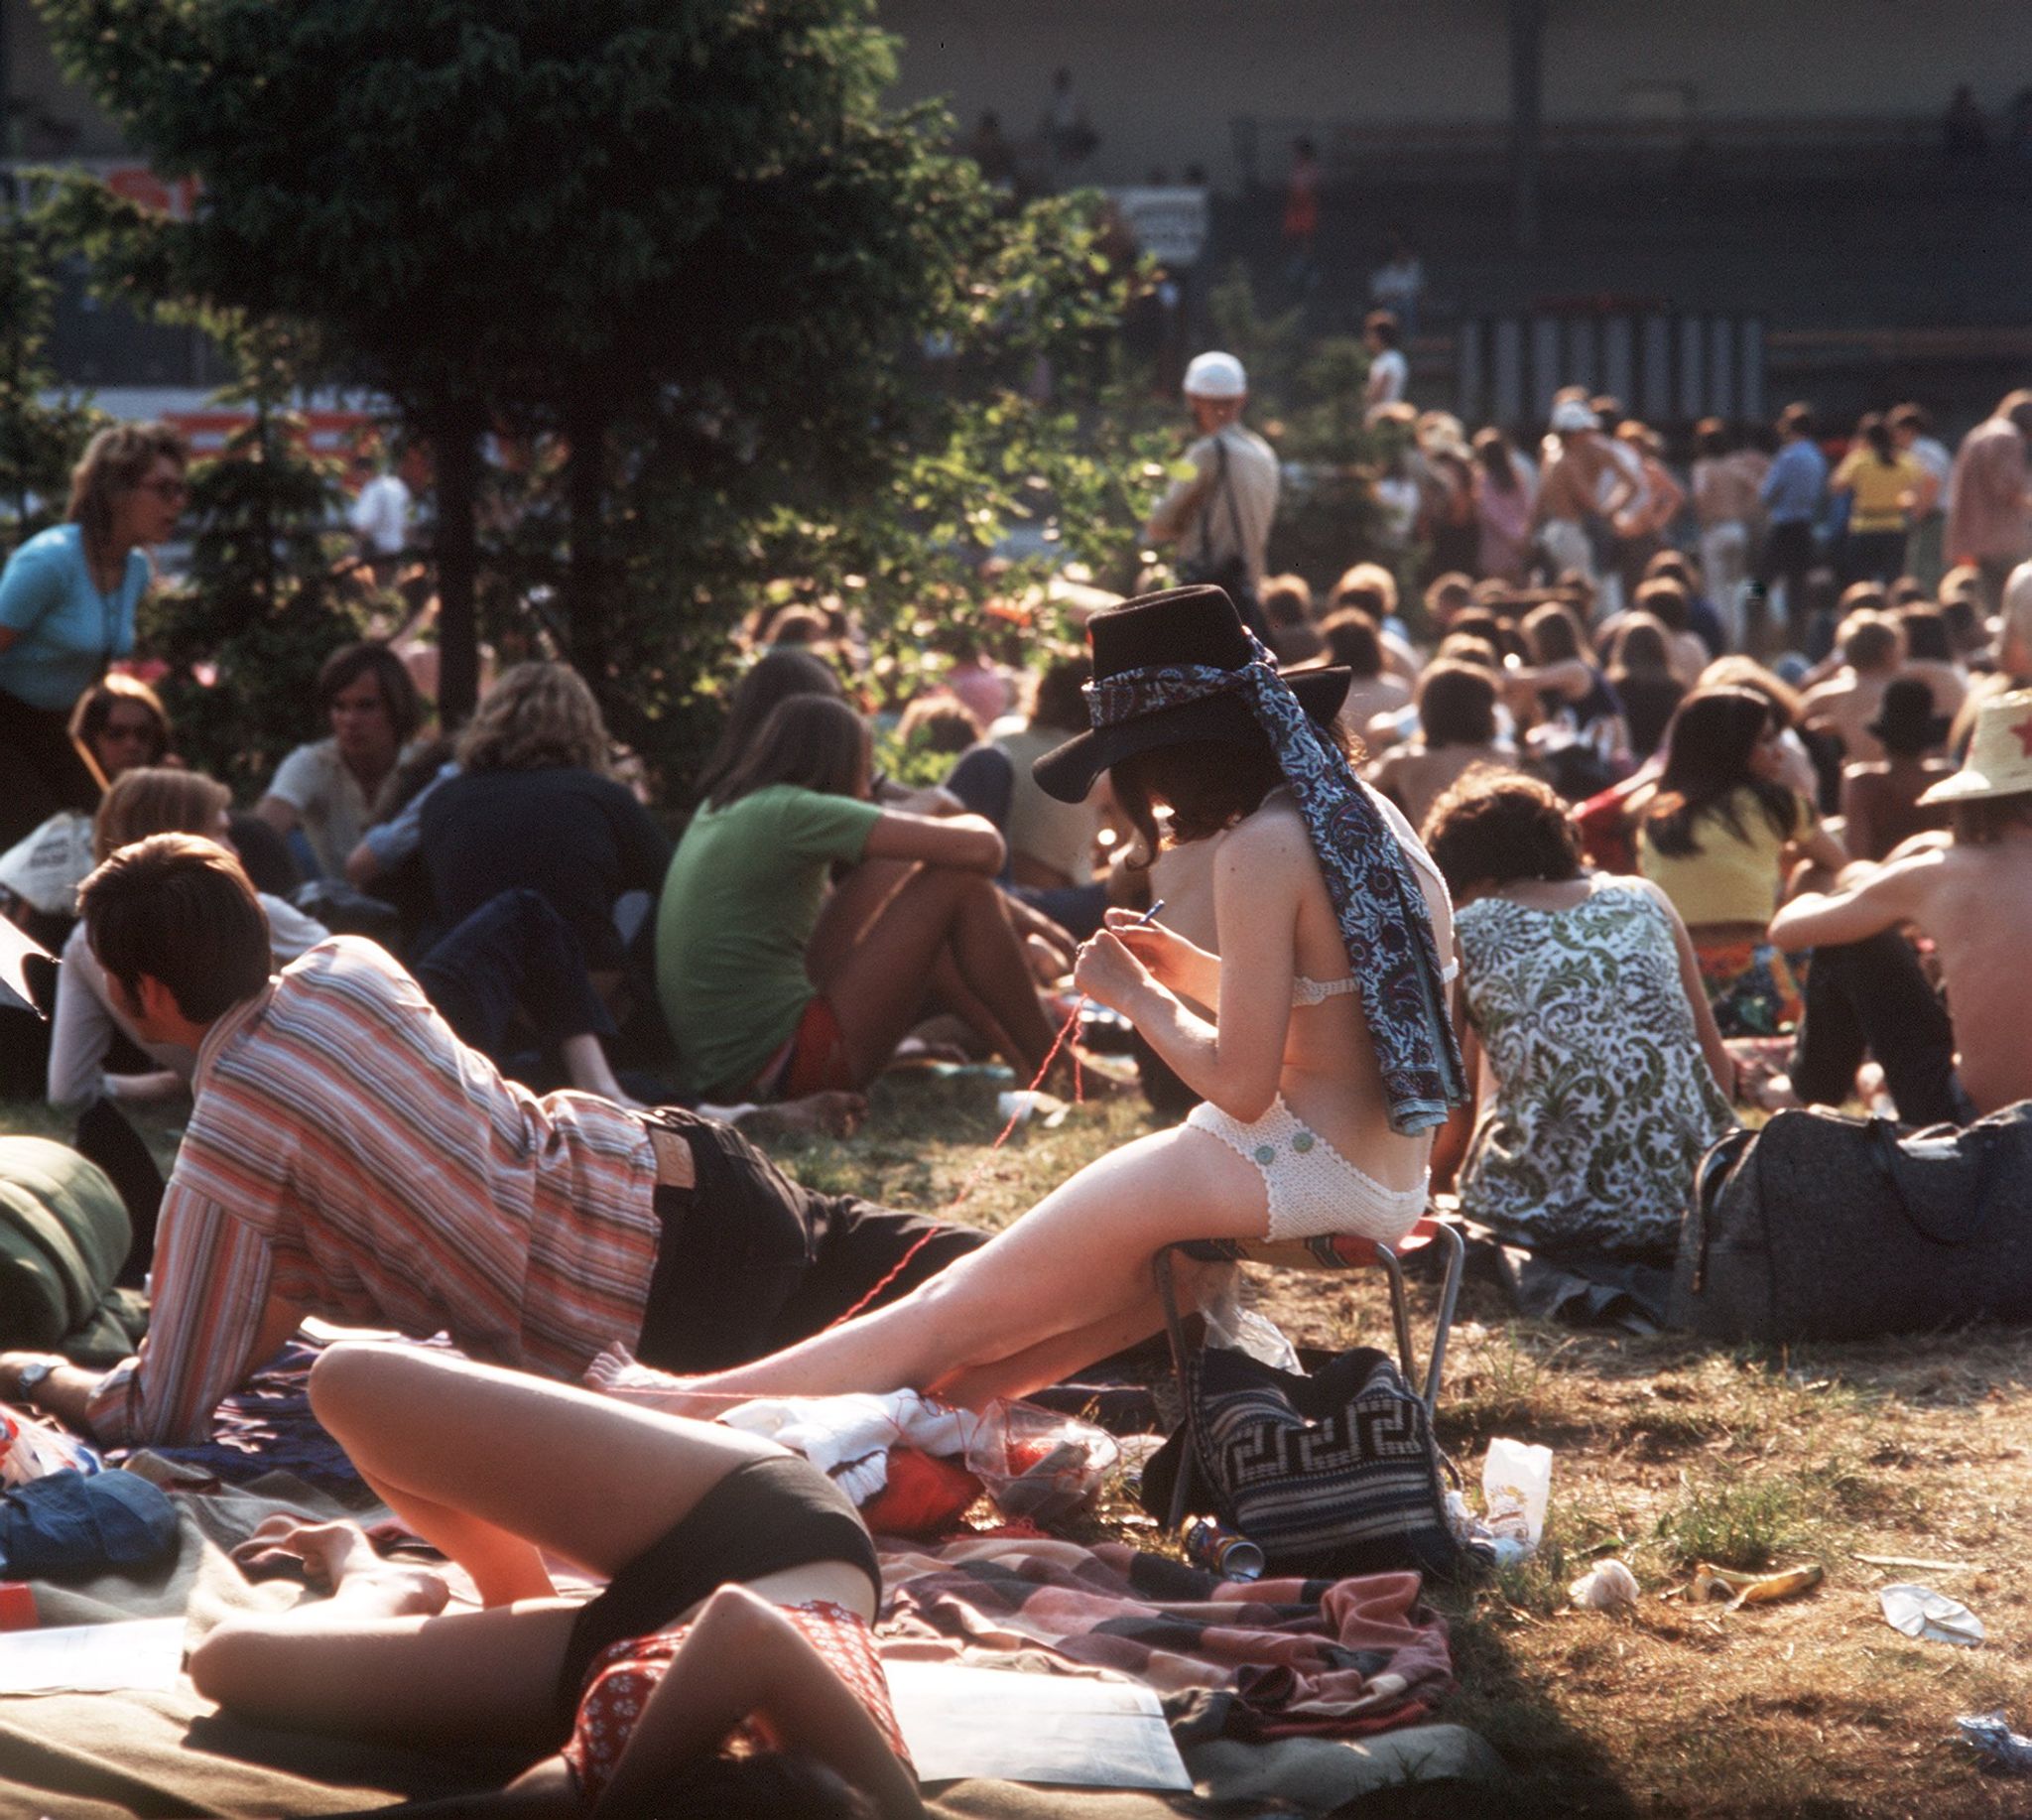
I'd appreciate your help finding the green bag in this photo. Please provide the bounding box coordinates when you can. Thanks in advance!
[0,1136,144,1361]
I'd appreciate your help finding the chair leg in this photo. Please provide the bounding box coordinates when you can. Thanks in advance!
[1153,1247,1202,1531]
[1375,1246,1417,1389]
[1421,1222,1466,1417]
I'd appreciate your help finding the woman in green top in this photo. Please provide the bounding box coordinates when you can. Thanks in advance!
[656,695,1060,1101]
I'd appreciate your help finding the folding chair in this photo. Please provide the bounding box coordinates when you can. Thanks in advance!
[1151,1216,1466,1531]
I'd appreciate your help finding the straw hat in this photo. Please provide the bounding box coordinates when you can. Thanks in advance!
[1919,688,2032,804]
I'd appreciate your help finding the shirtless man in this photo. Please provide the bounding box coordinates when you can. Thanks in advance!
[1536,398,1635,585]
[1770,689,2032,1121]
[1800,609,1902,764]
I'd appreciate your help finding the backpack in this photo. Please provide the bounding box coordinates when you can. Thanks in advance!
[0,1138,148,1365]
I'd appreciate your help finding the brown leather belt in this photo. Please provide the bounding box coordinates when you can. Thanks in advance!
[648,1123,695,1190]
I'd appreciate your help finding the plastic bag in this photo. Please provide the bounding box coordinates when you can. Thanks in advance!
[0,1404,101,1487]
[1482,1436,1552,1563]
[964,1401,1117,1526]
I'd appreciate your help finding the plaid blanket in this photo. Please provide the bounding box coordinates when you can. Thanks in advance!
[873,1532,1452,1744]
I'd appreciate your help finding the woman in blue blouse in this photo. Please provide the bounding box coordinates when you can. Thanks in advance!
[0,423,187,847]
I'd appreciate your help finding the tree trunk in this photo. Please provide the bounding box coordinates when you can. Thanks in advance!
[564,402,608,699]
[432,405,483,725]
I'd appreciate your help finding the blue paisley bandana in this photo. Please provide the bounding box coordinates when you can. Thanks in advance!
[1085,639,1465,1134]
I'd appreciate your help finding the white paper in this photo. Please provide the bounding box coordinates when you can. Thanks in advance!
[883,1659,1192,1789]
[0,1618,186,1694]
[1879,1584,1984,1647]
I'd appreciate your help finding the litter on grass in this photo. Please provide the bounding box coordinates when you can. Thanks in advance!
[1680,1562,1823,1610]
[1879,1583,1983,1646]
[1956,1711,2032,1773]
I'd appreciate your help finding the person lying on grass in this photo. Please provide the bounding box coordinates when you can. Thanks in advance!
[194,1343,920,1820]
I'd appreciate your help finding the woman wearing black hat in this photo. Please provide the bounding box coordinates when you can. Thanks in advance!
[642,588,1465,1412]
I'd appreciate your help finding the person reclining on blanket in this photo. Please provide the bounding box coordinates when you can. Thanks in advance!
[0,835,983,1448]
[192,1344,922,1818]
[1768,688,2032,1123]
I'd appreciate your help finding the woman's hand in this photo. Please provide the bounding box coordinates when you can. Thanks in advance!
[1101,909,1195,993]
[1073,929,1151,1015]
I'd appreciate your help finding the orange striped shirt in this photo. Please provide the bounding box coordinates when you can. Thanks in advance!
[86,937,660,1447]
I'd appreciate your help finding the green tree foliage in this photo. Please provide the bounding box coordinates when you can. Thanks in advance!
[0,207,105,543]
[36,0,991,720]
[139,317,369,796]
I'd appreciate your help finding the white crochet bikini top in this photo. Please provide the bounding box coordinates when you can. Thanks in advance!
[1291,959,1459,1008]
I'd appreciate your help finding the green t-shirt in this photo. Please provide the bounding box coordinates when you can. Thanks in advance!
[656,784,884,1096]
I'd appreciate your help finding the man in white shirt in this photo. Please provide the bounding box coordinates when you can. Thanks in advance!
[1144,351,1280,637]
[349,450,414,586]
[1362,312,1409,411]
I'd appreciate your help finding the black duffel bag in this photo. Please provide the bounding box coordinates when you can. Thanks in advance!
[1669,1101,2032,1344]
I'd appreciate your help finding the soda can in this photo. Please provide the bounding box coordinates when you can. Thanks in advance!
[1184,1518,1264,1582]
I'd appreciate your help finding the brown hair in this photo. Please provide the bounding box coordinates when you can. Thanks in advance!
[66,421,188,571]
[69,673,169,766]
[1422,770,1583,895]
[318,642,425,747]
[1417,661,1498,748]
[1112,717,1354,861]
[457,661,612,775]
[1840,611,1902,672]
[1522,601,1586,665]
[706,694,869,810]
[78,833,271,1023]
[896,694,981,756]
[1318,608,1384,679]
[1633,578,1690,634]
[93,766,231,863]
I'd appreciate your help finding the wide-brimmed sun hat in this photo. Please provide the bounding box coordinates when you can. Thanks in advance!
[1919,688,2032,804]
[1032,585,1349,804]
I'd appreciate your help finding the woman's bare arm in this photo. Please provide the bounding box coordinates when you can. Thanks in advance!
[1079,814,1297,1118]
[591,1586,921,1820]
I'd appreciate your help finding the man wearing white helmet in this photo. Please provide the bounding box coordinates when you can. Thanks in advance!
[1535,395,1633,588]
[1144,350,1279,637]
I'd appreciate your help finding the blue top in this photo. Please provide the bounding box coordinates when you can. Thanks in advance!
[0,526,149,712]
[1760,440,1829,527]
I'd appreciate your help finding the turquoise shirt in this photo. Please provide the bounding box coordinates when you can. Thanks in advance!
[0,525,149,711]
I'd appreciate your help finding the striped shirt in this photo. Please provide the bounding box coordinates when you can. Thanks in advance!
[86,937,660,1447]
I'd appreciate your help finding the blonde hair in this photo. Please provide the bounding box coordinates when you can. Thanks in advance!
[66,422,188,571]
[94,766,230,863]
[455,662,612,775]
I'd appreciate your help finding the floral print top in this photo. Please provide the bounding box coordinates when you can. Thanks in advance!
[1455,882,1733,1257]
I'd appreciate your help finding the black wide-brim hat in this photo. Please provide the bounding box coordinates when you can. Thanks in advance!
[1033,585,1351,804]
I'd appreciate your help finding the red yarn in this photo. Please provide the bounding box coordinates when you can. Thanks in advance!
[859,1446,982,1537]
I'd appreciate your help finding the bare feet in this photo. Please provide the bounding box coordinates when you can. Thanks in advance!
[231,1515,449,1618]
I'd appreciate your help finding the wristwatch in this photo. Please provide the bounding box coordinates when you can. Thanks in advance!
[12,1361,55,1405]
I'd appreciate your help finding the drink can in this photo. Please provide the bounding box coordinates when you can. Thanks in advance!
[1184,1518,1264,1582]
[0,1582,35,1630]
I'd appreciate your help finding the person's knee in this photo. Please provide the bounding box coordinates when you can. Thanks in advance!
[308,1342,421,1434]
[189,1620,272,1708]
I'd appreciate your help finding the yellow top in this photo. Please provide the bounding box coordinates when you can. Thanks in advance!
[1833,448,1925,535]
[1637,788,1815,927]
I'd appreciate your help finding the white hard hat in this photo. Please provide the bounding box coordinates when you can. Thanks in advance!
[1183,350,1247,400]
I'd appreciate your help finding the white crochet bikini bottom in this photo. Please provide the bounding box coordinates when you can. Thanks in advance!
[1184,1095,1429,1244]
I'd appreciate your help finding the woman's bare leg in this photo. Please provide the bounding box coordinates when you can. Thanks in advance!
[307,1345,786,1602]
[671,1126,1267,1408]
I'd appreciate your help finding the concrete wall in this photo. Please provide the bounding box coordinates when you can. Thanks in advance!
[881,0,2032,187]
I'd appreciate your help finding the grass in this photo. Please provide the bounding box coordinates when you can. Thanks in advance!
[9,1073,2032,1816]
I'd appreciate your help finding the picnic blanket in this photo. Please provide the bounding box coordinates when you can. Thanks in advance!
[874,1532,1456,1744]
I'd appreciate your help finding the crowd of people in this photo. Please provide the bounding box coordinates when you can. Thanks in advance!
[1,354,2029,1810]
